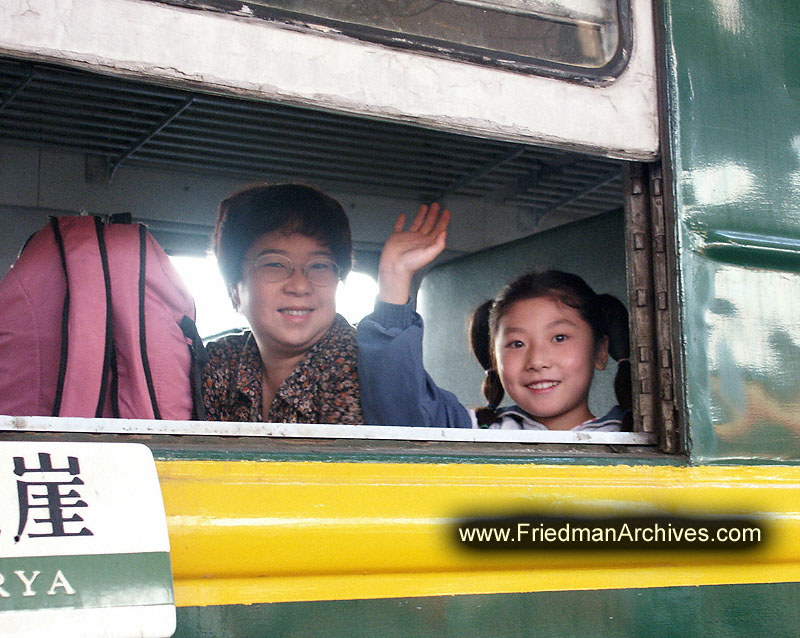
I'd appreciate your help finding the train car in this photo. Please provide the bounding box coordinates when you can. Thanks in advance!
[1,0,799,635]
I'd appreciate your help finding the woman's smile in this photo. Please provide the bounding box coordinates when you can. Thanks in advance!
[279,307,314,318]
[235,232,339,359]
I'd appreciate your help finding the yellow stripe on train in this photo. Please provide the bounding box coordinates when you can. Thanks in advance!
[155,461,800,607]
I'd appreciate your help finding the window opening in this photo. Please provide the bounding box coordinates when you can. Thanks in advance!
[0,56,671,451]
[170,255,379,339]
[169,255,246,339]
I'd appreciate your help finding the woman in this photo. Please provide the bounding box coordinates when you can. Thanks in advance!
[203,183,363,423]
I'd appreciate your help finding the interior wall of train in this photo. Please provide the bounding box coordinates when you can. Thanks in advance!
[0,137,617,277]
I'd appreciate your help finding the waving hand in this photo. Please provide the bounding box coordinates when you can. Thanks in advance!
[378,203,450,304]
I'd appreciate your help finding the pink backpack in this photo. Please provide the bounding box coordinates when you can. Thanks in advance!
[0,215,207,420]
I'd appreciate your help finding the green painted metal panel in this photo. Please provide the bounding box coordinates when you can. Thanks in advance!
[663,0,800,461]
[173,581,800,637]
[0,552,173,611]
[149,447,677,465]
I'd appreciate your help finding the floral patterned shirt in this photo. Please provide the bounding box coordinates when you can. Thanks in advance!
[202,314,364,424]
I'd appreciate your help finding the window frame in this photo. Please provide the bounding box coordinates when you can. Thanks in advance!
[146,0,634,85]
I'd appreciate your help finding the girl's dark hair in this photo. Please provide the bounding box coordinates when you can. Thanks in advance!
[468,300,504,413]
[470,270,632,429]
[213,182,353,296]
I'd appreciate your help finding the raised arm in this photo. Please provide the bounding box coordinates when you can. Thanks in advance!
[377,203,450,304]
[357,204,472,428]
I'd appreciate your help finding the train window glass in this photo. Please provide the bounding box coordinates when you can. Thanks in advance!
[170,255,246,339]
[336,272,380,325]
[219,0,624,74]
[170,255,378,338]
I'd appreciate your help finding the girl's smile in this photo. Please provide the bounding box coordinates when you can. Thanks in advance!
[525,380,560,392]
[494,296,608,430]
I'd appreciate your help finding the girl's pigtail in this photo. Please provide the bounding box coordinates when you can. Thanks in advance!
[475,369,504,427]
[469,300,502,426]
[597,293,633,431]
[614,360,633,431]
[468,299,493,371]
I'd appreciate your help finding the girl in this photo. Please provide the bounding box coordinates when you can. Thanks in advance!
[357,204,632,431]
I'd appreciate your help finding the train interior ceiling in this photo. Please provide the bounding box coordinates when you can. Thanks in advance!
[0,56,625,274]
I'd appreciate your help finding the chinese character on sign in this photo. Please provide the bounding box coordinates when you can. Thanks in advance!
[13,452,93,541]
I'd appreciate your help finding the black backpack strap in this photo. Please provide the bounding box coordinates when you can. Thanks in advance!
[107,210,134,416]
[138,225,163,419]
[109,212,133,225]
[108,341,121,419]
[93,216,117,418]
[179,315,209,421]
[50,218,70,417]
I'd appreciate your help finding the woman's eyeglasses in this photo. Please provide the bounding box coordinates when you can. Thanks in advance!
[245,254,340,287]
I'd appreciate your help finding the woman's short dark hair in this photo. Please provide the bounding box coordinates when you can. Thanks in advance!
[213,182,353,291]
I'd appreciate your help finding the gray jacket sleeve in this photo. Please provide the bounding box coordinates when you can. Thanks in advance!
[356,300,473,428]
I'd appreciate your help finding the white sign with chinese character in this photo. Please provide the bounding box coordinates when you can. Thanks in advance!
[0,441,175,638]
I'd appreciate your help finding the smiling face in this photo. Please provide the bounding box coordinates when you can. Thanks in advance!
[494,296,608,430]
[233,231,339,361]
